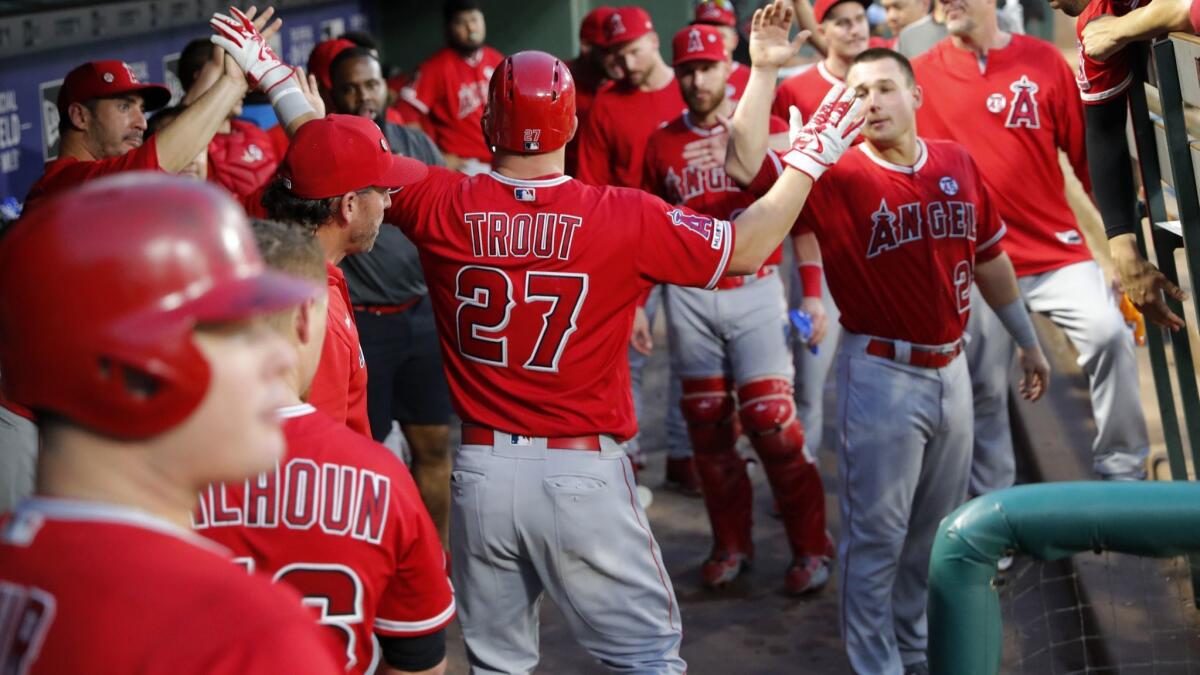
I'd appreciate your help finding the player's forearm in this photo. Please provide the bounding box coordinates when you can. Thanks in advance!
[1113,0,1191,47]
[158,74,247,173]
[727,66,780,185]
[730,168,814,273]
[792,0,828,55]
[1084,99,1140,239]
[792,230,822,265]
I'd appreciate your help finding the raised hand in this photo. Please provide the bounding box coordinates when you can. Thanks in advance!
[749,0,810,69]
[210,6,293,97]
[782,85,865,181]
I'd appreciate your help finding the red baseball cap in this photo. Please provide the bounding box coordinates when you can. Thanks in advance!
[601,6,654,47]
[581,6,617,46]
[280,115,428,199]
[673,25,728,66]
[307,38,356,92]
[692,0,737,27]
[813,0,871,23]
[57,61,171,118]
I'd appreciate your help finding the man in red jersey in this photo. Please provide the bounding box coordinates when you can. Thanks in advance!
[642,23,832,595]
[728,45,1049,675]
[773,0,872,122]
[913,0,1151,488]
[0,174,340,675]
[565,5,616,176]
[196,220,454,675]
[400,0,504,172]
[1048,0,1189,329]
[384,2,865,669]
[692,0,753,99]
[261,115,430,437]
[575,5,686,188]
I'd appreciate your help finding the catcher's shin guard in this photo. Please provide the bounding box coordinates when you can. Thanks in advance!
[738,377,829,557]
[682,377,753,558]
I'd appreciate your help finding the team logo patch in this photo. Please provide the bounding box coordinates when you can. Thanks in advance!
[1005,75,1041,129]
[688,28,704,53]
[1055,230,1083,245]
[102,72,115,83]
[523,128,541,151]
[242,144,264,164]
[986,93,1006,114]
[668,208,715,241]
[514,187,536,201]
[939,176,959,196]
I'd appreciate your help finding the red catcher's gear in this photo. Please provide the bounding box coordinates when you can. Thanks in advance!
[484,50,576,154]
[0,172,317,439]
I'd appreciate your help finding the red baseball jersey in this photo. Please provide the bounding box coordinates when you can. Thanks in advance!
[1075,0,1149,104]
[795,140,1006,345]
[914,36,1091,277]
[207,119,279,200]
[22,136,160,215]
[575,78,686,187]
[727,61,751,101]
[309,262,370,437]
[195,404,455,675]
[772,61,843,123]
[386,168,734,439]
[0,498,341,674]
[642,112,788,268]
[400,46,504,162]
[565,60,611,177]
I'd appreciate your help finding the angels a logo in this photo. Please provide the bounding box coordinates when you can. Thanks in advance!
[242,144,264,164]
[688,28,704,53]
[668,209,714,240]
[123,62,140,83]
[523,128,541,151]
[1005,75,1040,129]
[607,13,626,38]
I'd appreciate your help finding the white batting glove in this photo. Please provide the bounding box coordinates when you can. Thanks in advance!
[210,7,293,96]
[781,85,865,181]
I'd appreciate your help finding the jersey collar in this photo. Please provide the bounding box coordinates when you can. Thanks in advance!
[8,496,231,555]
[278,403,316,419]
[817,61,844,87]
[857,139,929,174]
[487,171,572,188]
[682,112,726,137]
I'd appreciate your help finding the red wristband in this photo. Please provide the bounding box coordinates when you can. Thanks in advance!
[798,264,823,300]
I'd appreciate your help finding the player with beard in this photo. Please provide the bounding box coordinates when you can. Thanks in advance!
[400,0,503,173]
[691,0,753,100]
[328,46,456,547]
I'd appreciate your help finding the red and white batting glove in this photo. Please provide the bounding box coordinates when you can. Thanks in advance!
[782,85,865,181]
[210,7,293,96]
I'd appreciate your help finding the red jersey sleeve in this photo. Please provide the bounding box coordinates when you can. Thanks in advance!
[745,150,784,197]
[635,191,734,289]
[401,64,440,119]
[971,159,1008,263]
[307,284,356,427]
[1053,55,1092,194]
[374,468,455,638]
[575,100,612,185]
[24,136,161,210]
[386,166,467,241]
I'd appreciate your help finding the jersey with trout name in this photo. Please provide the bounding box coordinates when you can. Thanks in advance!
[794,139,1006,345]
[194,404,454,675]
[386,167,734,440]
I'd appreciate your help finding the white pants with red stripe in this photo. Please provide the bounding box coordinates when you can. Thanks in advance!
[450,431,685,674]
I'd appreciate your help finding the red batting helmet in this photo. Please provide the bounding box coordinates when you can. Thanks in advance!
[483,50,576,154]
[0,173,318,439]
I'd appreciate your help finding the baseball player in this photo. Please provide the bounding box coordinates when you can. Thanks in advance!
[565,5,617,177]
[329,46,457,545]
[642,23,831,593]
[773,0,872,121]
[729,42,1050,675]
[0,174,340,674]
[382,3,864,668]
[400,0,504,173]
[913,0,1151,487]
[692,0,752,100]
[196,219,455,675]
[1049,0,1188,330]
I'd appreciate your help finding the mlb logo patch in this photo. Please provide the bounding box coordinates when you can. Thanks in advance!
[515,188,536,201]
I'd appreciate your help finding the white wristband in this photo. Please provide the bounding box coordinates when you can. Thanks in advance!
[268,79,313,128]
[781,149,826,181]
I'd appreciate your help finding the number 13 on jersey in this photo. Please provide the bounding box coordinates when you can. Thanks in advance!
[455,266,589,372]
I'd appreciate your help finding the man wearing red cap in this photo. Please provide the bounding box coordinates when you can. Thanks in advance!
[383,0,866,666]
[575,5,685,188]
[400,0,504,173]
[642,23,833,594]
[262,115,430,438]
[773,0,872,122]
[692,0,753,99]
[565,5,616,176]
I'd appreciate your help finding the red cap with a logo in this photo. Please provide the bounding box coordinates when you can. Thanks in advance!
[692,1,737,27]
[672,24,728,66]
[580,6,617,46]
[601,6,654,48]
[279,115,429,199]
[57,61,171,118]
[307,38,356,92]
[812,0,870,23]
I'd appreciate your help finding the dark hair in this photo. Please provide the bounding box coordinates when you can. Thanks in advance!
[851,47,915,86]
[146,104,187,136]
[58,98,100,134]
[329,46,380,85]
[249,218,326,282]
[178,38,213,93]
[443,0,482,24]
[261,177,339,234]
[340,30,380,52]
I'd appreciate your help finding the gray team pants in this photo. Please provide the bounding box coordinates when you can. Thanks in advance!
[450,431,685,674]
[967,260,1149,493]
[626,285,692,463]
[0,406,37,512]
[836,333,972,675]
[787,265,841,452]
